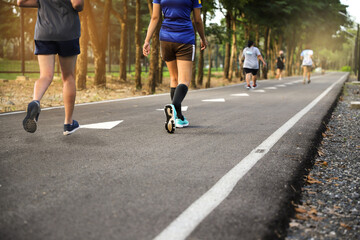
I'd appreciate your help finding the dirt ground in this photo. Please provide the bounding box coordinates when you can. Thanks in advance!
[0,72,245,113]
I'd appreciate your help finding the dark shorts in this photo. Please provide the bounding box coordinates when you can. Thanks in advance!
[277,65,284,70]
[160,41,195,62]
[35,39,80,57]
[303,65,312,71]
[243,68,258,75]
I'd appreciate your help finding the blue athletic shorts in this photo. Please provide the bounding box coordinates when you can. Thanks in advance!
[34,39,80,57]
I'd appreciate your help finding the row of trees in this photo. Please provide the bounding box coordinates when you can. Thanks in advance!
[0,0,353,93]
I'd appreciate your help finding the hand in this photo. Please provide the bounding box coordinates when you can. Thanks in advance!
[143,42,150,57]
[200,39,208,51]
[263,61,267,66]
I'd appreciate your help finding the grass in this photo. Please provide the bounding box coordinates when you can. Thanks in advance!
[0,58,225,80]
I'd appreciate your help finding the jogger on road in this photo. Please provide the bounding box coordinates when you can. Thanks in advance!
[241,41,266,90]
[143,0,207,133]
[18,0,84,135]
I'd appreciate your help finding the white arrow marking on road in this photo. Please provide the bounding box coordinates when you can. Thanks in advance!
[156,106,188,111]
[231,93,249,97]
[202,98,225,102]
[264,87,277,90]
[80,120,123,129]
[253,90,265,93]
[276,84,287,87]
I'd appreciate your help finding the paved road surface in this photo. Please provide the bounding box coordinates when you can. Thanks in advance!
[0,72,348,240]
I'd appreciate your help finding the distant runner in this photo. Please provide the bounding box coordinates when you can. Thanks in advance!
[143,0,207,133]
[241,41,266,89]
[18,0,84,135]
[300,47,314,84]
[276,50,285,80]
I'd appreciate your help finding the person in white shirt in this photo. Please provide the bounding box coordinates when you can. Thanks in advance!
[300,47,314,84]
[241,40,266,89]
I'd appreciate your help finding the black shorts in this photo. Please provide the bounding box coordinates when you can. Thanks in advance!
[243,68,258,75]
[160,41,195,62]
[303,65,312,71]
[277,65,284,70]
[35,39,80,57]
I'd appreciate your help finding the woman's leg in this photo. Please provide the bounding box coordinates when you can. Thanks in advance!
[172,60,192,120]
[166,60,178,100]
[276,68,280,79]
[246,73,252,86]
[33,55,55,101]
[59,55,77,124]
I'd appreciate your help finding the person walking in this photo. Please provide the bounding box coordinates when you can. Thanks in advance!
[143,0,207,133]
[18,0,83,135]
[241,41,266,89]
[300,47,314,84]
[276,50,285,80]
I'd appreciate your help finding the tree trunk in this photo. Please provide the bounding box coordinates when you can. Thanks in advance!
[119,0,128,82]
[262,27,269,79]
[205,44,212,88]
[223,11,231,80]
[228,12,237,82]
[134,0,141,89]
[76,10,89,90]
[86,0,112,87]
[197,9,207,87]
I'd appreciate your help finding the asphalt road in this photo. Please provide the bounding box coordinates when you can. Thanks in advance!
[0,72,348,240]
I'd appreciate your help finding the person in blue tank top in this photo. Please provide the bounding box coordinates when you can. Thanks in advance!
[143,0,207,133]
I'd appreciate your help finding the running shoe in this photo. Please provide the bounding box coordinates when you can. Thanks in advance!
[23,100,41,133]
[175,117,189,128]
[164,104,176,133]
[246,85,251,90]
[308,79,311,84]
[252,84,258,89]
[63,120,80,136]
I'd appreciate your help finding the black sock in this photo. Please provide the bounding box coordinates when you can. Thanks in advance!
[172,84,188,120]
[170,87,176,101]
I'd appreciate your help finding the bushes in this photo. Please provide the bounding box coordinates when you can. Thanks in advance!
[341,66,351,72]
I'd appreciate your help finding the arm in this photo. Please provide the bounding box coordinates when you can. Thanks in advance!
[17,0,38,8]
[193,8,208,50]
[143,3,161,57]
[71,0,84,12]
[258,55,266,66]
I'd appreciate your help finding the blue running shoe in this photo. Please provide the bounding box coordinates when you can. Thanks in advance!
[23,100,41,133]
[164,104,176,133]
[175,117,189,128]
[63,120,80,136]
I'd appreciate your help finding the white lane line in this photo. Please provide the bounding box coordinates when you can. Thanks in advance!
[285,82,294,85]
[202,98,225,102]
[156,106,188,111]
[153,73,348,240]
[252,90,265,93]
[276,84,287,87]
[264,87,277,90]
[231,93,249,97]
[79,120,123,129]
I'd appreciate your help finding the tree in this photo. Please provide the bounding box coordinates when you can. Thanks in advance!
[134,0,142,89]
[76,7,89,90]
[86,0,112,87]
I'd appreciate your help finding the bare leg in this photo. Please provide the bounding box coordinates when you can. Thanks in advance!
[33,55,55,101]
[246,73,252,86]
[307,69,311,83]
[252,74,257,86]
[176,60,192,86]
[166,60,178,88]
[276,68,280,79]
[59,55,77,124]
[303,67,307,84]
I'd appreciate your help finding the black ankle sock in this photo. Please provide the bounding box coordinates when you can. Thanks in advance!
[170,87,176,101]
[172,84,188,119]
